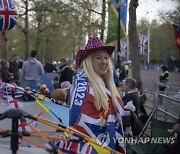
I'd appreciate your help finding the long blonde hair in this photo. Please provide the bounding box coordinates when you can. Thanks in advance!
[82,52,120,111]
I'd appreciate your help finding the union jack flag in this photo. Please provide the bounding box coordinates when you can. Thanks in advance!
[118,41,127,57]
[139,34,148,55]
[0,0,18,31]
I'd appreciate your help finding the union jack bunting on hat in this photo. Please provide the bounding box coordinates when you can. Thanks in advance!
[0,0,18,31]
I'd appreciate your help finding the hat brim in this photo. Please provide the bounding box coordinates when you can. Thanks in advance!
[76,45,115,67]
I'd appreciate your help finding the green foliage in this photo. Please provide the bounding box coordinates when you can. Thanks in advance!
[1,0,101,61]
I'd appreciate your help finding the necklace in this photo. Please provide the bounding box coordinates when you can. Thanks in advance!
[99,110,109,128]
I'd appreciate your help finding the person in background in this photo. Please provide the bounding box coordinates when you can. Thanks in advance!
[21,50,44,90]
[122,78,141,114]
[50,88,67,105]
[113,68,120,87]
[9,55,22,85]
[159,65,169,104]
[44,60,55,73]
[122,78,144,136]
[58,58,74,84]
[1,60,14,83]
[38,83,67,105]
[159,65,169,92]
[60,81,72,104]
[69,36,125,153]
[124,63,129,77]
[38,83,51,98]
[116,64,126,82]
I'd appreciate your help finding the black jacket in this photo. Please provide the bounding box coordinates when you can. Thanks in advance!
[59,65,74,84]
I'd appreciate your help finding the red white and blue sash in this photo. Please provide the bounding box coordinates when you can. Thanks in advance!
[69,70,88,125]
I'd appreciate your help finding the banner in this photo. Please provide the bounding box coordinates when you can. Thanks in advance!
[106,0,128,44]
[172,23,180,49]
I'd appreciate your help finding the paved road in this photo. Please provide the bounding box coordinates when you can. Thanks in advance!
[140,69,180,84]
[129,69,180,93]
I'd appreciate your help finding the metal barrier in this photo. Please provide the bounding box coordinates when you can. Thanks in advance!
[142,80,180,98]
[143,90,179,121]
[138,91,179,138]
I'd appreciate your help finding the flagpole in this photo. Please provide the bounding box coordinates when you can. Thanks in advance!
[116,0,121,65]
[147,29,150,65]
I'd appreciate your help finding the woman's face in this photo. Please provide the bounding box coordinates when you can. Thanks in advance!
[39,84,49,95]
[92,50,109,77]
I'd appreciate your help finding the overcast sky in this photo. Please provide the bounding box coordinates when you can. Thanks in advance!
[136,0,180,21]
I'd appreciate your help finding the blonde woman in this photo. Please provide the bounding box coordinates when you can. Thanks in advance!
[69,36,125,153]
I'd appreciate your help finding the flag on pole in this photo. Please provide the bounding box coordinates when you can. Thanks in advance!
[118,41,127,57]
[172,23,180,49]
[106,0,128,43]
[139,34,148,55]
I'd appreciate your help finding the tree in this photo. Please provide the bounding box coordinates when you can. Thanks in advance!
[128,0,142,89]
[4,0,102,61]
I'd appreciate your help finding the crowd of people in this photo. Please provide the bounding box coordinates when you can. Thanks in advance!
[0,36,177,153]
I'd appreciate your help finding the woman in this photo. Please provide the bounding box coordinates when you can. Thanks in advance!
[69,36,125,153]
[38,83,68,105]
[1,60,14,83]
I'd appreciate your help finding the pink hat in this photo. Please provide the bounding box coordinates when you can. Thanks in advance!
[61,81,72,90]
[75,36,115,67]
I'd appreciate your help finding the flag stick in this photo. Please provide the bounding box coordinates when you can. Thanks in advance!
[22,136,49,151]
[34,116,122,154]
[29,133,71,142]
[25,121,63,154]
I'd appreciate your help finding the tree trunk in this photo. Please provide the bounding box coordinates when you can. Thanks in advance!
[2,31,8,60]
[128,0,142,89]
[24,0,29,60]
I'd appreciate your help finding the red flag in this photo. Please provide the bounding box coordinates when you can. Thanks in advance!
[172,24,180,49]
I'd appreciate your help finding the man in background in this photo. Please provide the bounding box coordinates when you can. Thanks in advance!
[159,65,169,104]
[58,58,74,84]
[21,50,44,89]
